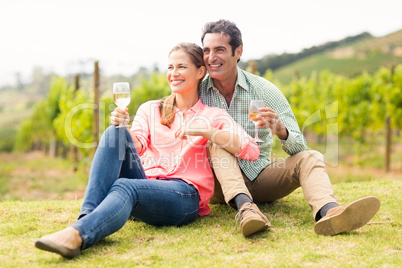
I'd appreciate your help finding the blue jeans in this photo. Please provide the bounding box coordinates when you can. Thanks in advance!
[72,126,199,250]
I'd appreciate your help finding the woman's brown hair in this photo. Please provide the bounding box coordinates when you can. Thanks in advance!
[160,43,205,128]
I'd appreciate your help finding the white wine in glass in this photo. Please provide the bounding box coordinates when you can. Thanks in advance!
[113,82,131,128]
[249,100,264,142]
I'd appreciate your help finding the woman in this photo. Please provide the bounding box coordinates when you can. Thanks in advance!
[34,43,259,258]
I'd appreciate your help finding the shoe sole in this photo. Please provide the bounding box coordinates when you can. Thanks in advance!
[35,238,81,259]
[314,196,380,236]
[241,217,269,237]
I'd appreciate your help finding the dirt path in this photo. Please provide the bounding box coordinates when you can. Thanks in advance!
[1,152,86,200]
[326,164,402,181]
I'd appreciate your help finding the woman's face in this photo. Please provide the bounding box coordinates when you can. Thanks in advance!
[167,49,204,94]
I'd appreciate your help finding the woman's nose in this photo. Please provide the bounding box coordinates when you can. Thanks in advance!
[172,68,180,76]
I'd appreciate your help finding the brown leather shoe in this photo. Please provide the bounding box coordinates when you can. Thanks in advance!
[235,202,271,237]
[35,237,81,259]
[314,196,380,236]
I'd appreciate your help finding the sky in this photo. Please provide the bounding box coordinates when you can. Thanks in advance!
[1,0,402,87]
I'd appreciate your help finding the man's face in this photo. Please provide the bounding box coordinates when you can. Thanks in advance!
[202,33,242,82]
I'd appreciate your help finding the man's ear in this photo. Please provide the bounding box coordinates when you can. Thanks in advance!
[235,46,243,60]
[198,66,206,79]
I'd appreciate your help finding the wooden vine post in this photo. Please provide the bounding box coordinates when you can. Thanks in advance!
[248,60,258,75]
[384,65,394,173]
[93,61,100,149]
[71,74,79,172]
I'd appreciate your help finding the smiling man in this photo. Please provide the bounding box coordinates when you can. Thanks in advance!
[199,19,380,237]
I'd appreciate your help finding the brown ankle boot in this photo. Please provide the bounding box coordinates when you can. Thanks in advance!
[235,202,271,237]
[314,196,380,236]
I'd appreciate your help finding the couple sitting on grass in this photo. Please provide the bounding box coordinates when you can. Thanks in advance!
[35,20,380,259]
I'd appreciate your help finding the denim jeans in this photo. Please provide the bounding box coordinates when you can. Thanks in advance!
[72,126,200,250]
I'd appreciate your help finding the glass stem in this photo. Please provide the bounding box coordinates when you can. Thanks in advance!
[254,123,259,139]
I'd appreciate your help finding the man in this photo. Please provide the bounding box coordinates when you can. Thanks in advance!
[200,19,380,237]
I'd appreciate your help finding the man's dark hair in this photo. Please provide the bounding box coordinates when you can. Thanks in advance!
[201,19,243,58]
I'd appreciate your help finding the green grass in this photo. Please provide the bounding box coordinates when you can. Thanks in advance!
[1,179,401,267]
[1,146,401,266]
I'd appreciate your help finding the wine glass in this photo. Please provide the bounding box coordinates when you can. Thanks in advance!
[113,82,131,128]
[249,100,264,142]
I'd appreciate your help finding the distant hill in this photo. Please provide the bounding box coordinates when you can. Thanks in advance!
[241,29,402,84]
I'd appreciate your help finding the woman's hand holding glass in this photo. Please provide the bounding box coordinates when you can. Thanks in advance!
[112,82,131,128]
[110,106,130,127]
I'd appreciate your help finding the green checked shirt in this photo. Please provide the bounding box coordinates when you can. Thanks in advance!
[200,67,307,181]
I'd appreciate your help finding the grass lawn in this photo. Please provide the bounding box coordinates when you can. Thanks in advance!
[1,178,401,267]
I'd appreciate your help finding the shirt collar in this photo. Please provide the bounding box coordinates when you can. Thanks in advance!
[174,98,204,115]
[236,66,249,91]
[205,66,250,92]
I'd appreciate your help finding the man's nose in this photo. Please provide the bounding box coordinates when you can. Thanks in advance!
[208,51,216,62]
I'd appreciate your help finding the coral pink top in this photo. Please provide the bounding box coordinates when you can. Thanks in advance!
[130,99,259,216]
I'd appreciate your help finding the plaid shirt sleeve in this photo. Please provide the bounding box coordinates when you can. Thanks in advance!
[257,76,307,155]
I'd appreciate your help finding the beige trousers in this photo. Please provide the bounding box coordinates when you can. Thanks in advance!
[208,143,337,218]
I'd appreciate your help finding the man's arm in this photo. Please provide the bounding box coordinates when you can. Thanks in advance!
[256,107,288,140]
[258,83,307,155]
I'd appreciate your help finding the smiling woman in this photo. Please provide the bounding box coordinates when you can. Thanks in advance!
[161,43,206,127]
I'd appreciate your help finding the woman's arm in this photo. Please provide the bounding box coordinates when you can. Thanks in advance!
[175,108,260,160]
[175,125,242,154]
[204,128,242,155]
[129,132,143,154]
